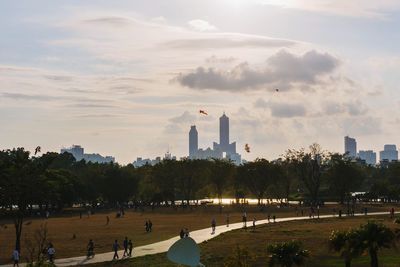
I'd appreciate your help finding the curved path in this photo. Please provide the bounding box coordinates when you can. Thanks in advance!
[1,212,393,267]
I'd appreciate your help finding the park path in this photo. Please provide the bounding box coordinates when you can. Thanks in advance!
[0,211,393,267]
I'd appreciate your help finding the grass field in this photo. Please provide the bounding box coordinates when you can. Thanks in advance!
[89,215,400,267]
[0,204,398,264]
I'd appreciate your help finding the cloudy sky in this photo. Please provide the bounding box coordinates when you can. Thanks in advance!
[1,0,400,163]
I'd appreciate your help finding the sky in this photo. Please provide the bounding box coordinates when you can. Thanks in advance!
[1,0,400,164]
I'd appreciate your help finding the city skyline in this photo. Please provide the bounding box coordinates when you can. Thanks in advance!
[1,1,400,164]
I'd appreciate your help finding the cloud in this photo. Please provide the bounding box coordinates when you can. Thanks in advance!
[188,19,217,32]
[176,50,340,91]
[82,16,132,26]
[163,34,295,50]
[254,98,307,117]
[169,111,196,124]
[259,0,400,19]
[323,100,368,116]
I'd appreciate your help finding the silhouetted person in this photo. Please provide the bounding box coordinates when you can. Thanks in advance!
[47,243,55,263]
[273,214,276,223]
[252,218,256,231]
[123,237,128,257]
[87,239,94,258]
[128,240,133,257]
[180,229,185,239]
[226,213,230,227]
[339,210,342,218]
[145,220,149,232]
[112,240,119,260]
[242,212,247,228]
[364,207,368,215]
[12,249,19,267]
[211,218,216,234]
[148,220,153,232]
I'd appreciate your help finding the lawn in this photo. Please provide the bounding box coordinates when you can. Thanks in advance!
[88,214,400,267]
[0,203,398,265]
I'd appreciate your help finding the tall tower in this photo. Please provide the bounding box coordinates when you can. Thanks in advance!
[219,113,229,146]
[189,125,198,158]
[344,136,357,158]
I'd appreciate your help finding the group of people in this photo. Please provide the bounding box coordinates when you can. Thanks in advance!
[112,237,133,260]
[12,243,55,267]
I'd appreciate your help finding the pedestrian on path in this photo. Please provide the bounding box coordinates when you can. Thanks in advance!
[267,213,271,223]
[123,237,128,257]
[112,240,119,260]
[211,218,216,234]
[145,220,149,233]
[226,213,230,227]
[47,243,55,263]
[273,214,276,223]
[252,218,256,231]
[242,212,247,229]
[148,220,153,232]
[12,249,19,267]
[128,240,133,257]
[87,239,95,258]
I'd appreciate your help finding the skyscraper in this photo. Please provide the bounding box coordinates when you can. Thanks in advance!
[220,113,229,146]
[358,150,376,165]
[189,125,198,159]
[380,144,398,162]
[213,113,236,155]
[344,136,357,158]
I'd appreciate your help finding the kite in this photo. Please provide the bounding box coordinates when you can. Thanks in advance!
[199,110,208,115]
[34,146,41,155]
[275,88,279,92]
[167,237,203,267]
[244,144,250,153]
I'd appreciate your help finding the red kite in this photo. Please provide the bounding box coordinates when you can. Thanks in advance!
[199,110,208,115]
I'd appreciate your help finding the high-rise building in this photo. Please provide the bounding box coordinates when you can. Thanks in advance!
[213,113,236,155]
[358,150,376,165]
[189,125,198,159]
[61,145,84,161]
[344,136,357,158]
[380,144,398,162]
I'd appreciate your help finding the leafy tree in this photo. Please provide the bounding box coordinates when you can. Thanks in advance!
[286,144,327,206]
[329,229,363,267]
[208,159,234,206]
[328,154,365,204]
[358,221,396,267]
[267,240,309,267]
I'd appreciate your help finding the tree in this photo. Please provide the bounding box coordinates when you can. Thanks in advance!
[358,221,396,267]
[239,159,272,205]
[329,229,363,267]
[267,240,309,267]
[328,154,365,204]
[286,144,327,206]
[208,159,234,206]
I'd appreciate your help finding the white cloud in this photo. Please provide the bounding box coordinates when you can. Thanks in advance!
[188,19,218,31]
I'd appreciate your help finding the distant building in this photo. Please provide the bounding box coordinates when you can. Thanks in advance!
[344,136,357,158]
[358,150,376,165]
[133,152,176,168]
[379,144,398,162]
[61,145,115,163]
[189,125,198,158]
[188,113,242,165]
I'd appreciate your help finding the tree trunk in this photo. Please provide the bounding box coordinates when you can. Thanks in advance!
[370,249,379,267]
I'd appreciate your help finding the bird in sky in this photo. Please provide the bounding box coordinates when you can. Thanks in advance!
[199,110,208,115]
[275,88,279,92]
[244,144,250,153]
[34,146,41,155]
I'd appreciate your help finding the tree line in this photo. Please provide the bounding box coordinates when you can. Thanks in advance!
[2,143,400,251]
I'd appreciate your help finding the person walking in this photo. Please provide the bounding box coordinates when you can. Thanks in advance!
[87,239,95,258]
[148,220,153,232]
[211,218,216,234]
[128,240,133,257]
[226,213,230,227]
[112,240,119,260]
[252,218,256,231]
[12,249,19,267]
[242,212,247,229]
[145,220,149,233]
[47,243,55,263]
[123,237,128,257]
[180,229,185,239]
[273,214,276,223]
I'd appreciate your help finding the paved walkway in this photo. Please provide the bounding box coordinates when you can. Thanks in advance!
[1,211,393,267]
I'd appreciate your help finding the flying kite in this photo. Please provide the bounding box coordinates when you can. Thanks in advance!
[275,88,279,92]
[244,144,250,153]
[199,110,208,115]
[34,146,41,155]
